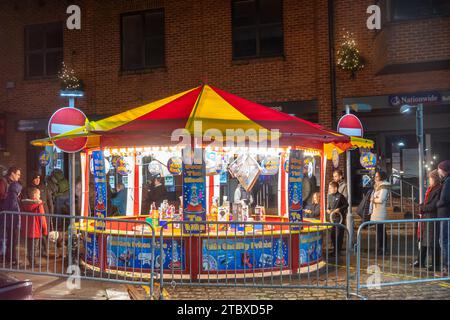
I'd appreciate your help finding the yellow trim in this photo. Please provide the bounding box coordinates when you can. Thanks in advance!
[323,136,374,159]
[75,216,330,237]
[349,136,374,149]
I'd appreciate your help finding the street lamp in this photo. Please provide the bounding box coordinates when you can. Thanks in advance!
[399,103,424,204]
[397,142,405,147]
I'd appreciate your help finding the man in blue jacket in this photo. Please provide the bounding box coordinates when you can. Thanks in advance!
[437,160,450,277]
[111,183,127,216]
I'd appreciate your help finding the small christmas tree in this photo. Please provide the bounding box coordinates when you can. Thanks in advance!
[58,62,83,91]
[336,31,364,78]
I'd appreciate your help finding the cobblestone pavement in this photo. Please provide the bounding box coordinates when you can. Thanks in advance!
[162,254,450,300]
[164,278,450,300]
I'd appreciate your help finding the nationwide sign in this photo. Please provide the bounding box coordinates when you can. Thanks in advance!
[389,92,441,107]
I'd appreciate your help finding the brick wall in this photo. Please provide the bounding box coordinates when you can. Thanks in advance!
[334,0,450,103]
[0,0,449,181]
[0,0,333,175]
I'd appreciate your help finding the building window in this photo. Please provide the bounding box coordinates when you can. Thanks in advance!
[25,22,63,78]
[390,0,450,21]
[232,0,283,59]
[121,9,165,71]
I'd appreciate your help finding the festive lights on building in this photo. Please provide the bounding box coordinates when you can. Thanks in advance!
[58,62,83,91]
[336,31,365,78]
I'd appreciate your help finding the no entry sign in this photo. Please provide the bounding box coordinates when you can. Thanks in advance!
[337,114,364,137]
[48,107,88,153]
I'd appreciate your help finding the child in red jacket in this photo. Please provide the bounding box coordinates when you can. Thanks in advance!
[21,187,48,264]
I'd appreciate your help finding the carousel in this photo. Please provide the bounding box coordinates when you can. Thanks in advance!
[33,84,373,280]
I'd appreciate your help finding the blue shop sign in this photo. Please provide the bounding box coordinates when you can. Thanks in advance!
[389,92,441,107]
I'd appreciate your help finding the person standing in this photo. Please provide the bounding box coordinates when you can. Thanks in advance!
[1,181,23,266]
[327,181,348,256]
[302,167,313,206]
[21,187,48,263]
[370,171,390,254]
[234,183,254,206]
[51,169,69,214]
[111,182,127,216]
[29,171,54,215]
[149,176,168,207]
[436,160,450,277]
[0,167,22,265]
[414,169,441,270]
[0,167,21,209]
[333,169,348,199]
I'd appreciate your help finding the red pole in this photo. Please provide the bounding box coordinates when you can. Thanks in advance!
[291,233,299,274]
[133,152,140,216]
[188,237,200,281]
[98,233,108,271]
[320,151,326,222]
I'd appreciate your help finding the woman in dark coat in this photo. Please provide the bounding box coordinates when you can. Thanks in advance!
[414,170,441,269]
[2,181,22,265]
[148,176,168,208]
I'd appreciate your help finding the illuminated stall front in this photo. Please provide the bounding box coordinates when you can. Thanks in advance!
[33,85,373,279]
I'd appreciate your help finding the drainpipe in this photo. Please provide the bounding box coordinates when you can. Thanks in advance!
[328,0,337,128]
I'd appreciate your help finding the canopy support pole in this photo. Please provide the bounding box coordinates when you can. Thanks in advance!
[321,152,327,222]
[345,106,354,252]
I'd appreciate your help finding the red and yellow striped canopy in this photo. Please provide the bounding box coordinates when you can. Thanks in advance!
[34,85,354,150]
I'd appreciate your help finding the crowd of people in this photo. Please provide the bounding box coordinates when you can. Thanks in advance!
[362,161,450,277]
[0,159,449,276]
[308,162,450,278]
[0,167,70,267]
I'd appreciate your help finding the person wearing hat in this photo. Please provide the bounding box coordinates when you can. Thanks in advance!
[437,160,450,276]
[29,171,54,215]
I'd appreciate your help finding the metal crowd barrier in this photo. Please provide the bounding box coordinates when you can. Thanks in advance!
[0,211,156,298]
[355,218,450,298]
[158,220,350,299]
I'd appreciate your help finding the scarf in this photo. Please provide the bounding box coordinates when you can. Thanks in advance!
[418,184,440,239]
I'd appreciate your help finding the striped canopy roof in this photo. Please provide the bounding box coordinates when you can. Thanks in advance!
[33,85,365,151]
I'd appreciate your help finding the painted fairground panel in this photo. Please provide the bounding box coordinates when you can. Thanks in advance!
[84,233,100,266]
[103,236,186,271]
[200,236,289,272]
[299,231,323,266]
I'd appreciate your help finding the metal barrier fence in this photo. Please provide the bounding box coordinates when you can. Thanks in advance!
[355,218,450,298]
[158,220,350,299]
[9,211,448,300]
[0,211,156,298]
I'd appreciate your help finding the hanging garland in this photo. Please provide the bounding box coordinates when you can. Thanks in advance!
[58,62,83,91]
[336,31,365,78]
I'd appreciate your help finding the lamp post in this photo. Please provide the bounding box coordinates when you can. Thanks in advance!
[400,103,424,204]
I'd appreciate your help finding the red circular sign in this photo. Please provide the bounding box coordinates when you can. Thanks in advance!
[48,107,88,153]
[337,114,364,137]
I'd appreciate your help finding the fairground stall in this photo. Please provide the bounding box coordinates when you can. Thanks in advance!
[33,85,373,280]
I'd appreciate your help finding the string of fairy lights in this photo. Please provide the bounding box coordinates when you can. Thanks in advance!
[336,31,364,77]
[58,62,82,90]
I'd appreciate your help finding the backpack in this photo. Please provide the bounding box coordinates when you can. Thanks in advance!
[357,188,373,222]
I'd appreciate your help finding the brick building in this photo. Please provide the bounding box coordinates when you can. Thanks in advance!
[0,0,449,194]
